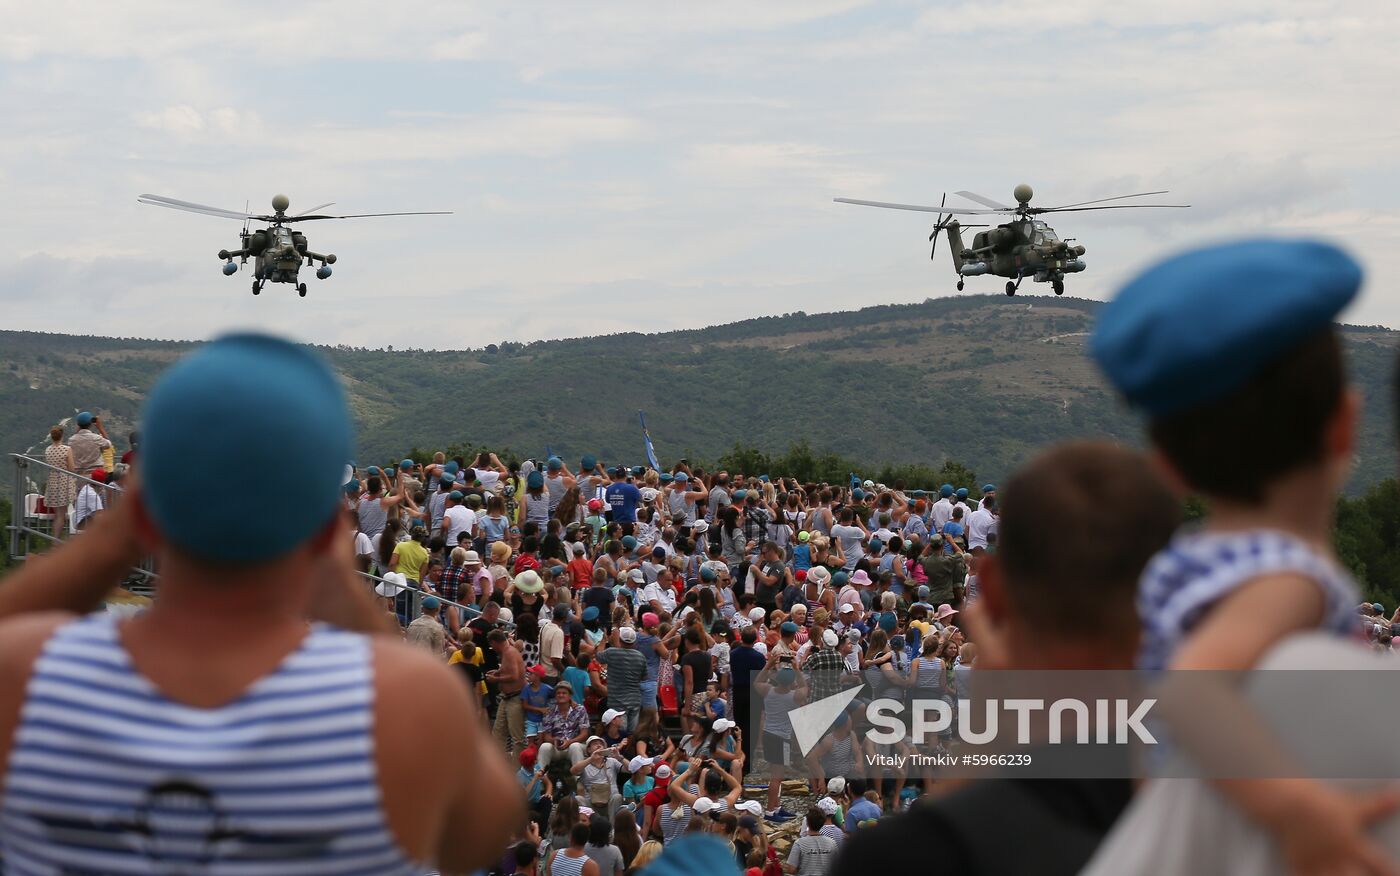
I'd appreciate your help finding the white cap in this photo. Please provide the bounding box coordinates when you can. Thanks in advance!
[816,797,839,816]
[628,755,655,772]
[827,776,846,796]
[586,735,604,747]
[735,799,764,817]
[628,569,646,584]
[839,603,856,614]
[602,709,625,725]
[655,764,674,779]
[498,607,514,623]
[463,550,482,565]
[619,626,637,643]
[749,607,766,622]
[712,718,735,733]
[822,629,840,647]
[692,798,716,815]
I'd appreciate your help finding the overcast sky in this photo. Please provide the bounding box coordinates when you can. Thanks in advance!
[2,1,1395,348]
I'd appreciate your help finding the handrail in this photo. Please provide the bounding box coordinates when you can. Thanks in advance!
[9,452,509,629]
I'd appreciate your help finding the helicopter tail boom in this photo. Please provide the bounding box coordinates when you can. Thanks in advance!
[945,221,966,272]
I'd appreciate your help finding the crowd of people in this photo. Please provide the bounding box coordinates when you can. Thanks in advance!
[4,239,1400,876]
[343,448,994,871]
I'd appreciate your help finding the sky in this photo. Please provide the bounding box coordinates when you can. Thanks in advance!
[2,1,1396,349]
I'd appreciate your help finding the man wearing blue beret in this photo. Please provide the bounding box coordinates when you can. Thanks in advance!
[0,333,520,873]
[1090,239,1385,873]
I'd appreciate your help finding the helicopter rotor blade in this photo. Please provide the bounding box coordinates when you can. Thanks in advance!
[137,194,265,221]
[954,190,1012,210]
[283,210,454,222]
[834,198,1006,215]
[1037,191,1174,210]
[1030,204,1190,214]
[295,202,336,217]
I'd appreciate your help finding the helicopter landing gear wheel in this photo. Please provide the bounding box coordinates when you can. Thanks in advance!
[252,280,261,296]
[298,283,307,298]
[1005,280,1016,296]
[956,279,965,291]
[1053,279,1065,295]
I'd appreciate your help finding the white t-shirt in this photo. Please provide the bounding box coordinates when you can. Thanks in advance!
[640,582,676,613]
[443,505,476,544]
[475,470,501,492]
[931,499,954,532]
[831,524,865,571]
[966,507,997,550]
[353,531,374,561]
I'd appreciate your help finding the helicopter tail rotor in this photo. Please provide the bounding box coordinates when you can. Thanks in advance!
[929,193,950,260]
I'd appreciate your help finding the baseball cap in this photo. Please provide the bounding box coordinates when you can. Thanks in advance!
[642,612,660,628]
[816,797,838,816]
[140,333,351,564]
[528,664,548,678]
[712,718,735,732]
[602,708,625,725]
[628,569,645,584]
[748,607,766,622]
[827,777,846,796]
[692,798,716,815]
[628,756,654,772]
[572,542,586,554]
[586,735,604,748]
[655,764,674,779]
[798,530,810,542]
[839,603,855,614]
[587,498,603,511]
[619,626,637,643]
[736,799,764,817]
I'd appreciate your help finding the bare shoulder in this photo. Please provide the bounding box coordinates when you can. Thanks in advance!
[373,637,473,718]
[0,612,79,775]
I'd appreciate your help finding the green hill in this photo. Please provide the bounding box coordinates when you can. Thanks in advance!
[2,295,1396,494]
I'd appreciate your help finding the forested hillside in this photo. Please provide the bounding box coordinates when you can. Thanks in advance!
[3,295,1396,495]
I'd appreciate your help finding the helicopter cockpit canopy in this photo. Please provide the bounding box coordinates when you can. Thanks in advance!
[1031,220,1059,246]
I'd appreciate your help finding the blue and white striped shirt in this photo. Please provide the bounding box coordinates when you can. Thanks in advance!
[0,613,423,875]
[1138,529,1359,671]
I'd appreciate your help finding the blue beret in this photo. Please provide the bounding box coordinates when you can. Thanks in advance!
[444,461,459,474]
[581,454,597,470]
[75,411,94,427]
[367,465,381,476]
[673,472,688,482]
[659,473,674,483]
[939,485,954,498]
[955,488,969,499]
[780,621,799,635]
[631,466,645,477]
[344,479,360,495]
[449,490,464,501]
[852,488,864,500]
[759,474,770,482]
[641,836,742,876]
[142,334,351,563]
[982,484,995,493]
[526,470,544,489]
[701,566,716,582]
[1091,239,1362,417]
[733,489,747,500]
[400,458,414,471]
[421,596,440,612]
[547,455,563,471]
[582,606,600,621]
[622,535,638,550]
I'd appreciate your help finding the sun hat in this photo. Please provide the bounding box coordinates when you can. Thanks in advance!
[850,570,873,587]
[935,603,959,620]
[806,567,831,588]
[375,572,406,598]
[140,333,352,563]
[692,520,709,534]
[736,799,763,817]
[464,550,482,565]
[514,570,544,594]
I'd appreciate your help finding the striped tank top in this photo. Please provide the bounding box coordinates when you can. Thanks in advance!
[0,613,422,875]
[550,849,588,876]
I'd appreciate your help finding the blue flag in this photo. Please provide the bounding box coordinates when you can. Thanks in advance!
[639,411,660,471]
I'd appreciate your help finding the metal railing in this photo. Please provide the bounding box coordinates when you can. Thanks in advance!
[7,452,510,630]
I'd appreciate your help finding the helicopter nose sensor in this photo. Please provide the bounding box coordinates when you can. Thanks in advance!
[271,194,290,213]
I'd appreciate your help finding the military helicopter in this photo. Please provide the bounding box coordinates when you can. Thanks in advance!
[138,194,451,297]
[834,184,1188,296]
